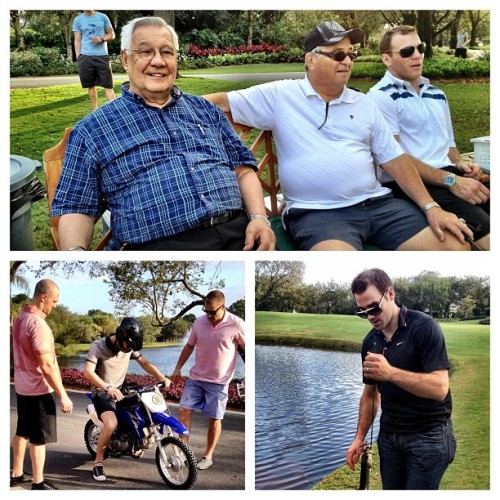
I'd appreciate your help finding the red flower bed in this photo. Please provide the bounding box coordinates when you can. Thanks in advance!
[187,42,288,58]
[59,367,244,411]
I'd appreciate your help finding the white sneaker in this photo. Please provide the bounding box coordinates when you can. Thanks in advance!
[197,457,213,470]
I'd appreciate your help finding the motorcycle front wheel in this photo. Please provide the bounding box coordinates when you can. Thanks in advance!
[84,419,101,459]
[155,436,198,489]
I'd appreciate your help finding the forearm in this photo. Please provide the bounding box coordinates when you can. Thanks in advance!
[203,92,231,113]
[382,154,434,208]
[39,361,68,399]
[83,366,108,389]
[354,388,380,441]
[58,213,96,250]
[236,167,268,216]
[174,344,194,372]
[410,155,449,186]
[388,368,449,401]
[104,28,115,42]
[141,359,167,380]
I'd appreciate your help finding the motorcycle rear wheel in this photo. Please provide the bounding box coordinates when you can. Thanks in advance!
[155,436,198,489]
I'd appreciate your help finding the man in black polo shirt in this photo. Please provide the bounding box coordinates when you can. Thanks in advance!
[346,268,456,489]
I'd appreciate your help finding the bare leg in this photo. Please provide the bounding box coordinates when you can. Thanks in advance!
[204,418,222,459]
[104,88,116,102]
[88,86,98,111]
[29,443,46,484]
[95,411,117,464]
[178,407,193,443]
[310,240,357,251]
[397,227,470,251]
[11,435,29,477]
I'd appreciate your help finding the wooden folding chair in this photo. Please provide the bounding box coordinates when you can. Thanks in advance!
[43,127,112,250]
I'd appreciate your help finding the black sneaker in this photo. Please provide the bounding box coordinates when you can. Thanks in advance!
[10,472,33,487]
[92,463,106,482]
[31,480,58,490]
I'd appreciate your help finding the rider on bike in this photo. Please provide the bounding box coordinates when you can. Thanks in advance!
[83,317,170,482]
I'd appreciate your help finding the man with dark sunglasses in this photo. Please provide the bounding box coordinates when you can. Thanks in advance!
[172,290,245,470]
[346,268,456,489]
[368,25,489,250]
[205,21,473,251]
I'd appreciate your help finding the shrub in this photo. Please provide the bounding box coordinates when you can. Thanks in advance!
[10,50,43,76]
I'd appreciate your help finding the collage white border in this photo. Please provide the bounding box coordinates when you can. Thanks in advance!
[5,0,497,497]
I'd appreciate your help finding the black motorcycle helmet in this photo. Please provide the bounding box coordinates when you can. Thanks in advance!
[116,317,144,353]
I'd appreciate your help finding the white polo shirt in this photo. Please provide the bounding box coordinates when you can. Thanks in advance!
[228,77,401,211]
[367,71,456,183]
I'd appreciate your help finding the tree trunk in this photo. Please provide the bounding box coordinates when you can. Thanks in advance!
[417,10,433,58]
[154,10,175,28]
[247,10,254,45]
[10,11,26,51]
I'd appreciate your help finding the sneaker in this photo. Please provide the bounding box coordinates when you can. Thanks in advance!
[92,463,106,482]
[31,480,58,490]
[197,457,213,470]
[10,472,33,487]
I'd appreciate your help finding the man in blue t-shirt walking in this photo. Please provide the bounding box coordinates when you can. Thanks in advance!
[73,10,116,110]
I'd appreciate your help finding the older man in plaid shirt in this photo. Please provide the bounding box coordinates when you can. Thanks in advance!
[53,16,275,251]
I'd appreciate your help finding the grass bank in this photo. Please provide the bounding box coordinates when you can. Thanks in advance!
[10,69,489,250]
[256,311,490,490]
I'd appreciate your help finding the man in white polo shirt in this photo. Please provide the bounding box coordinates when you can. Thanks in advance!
[204,21,473,251]
[367,25,489,250]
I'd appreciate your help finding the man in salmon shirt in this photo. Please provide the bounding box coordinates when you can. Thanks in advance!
[173,290,245,470]
[11,279,73,490]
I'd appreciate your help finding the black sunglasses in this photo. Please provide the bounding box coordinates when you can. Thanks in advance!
[355,291,387,319]
[317,49,358,62]
[202,305,224,316]
[388,43,426,58]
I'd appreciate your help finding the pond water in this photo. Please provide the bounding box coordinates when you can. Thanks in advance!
[58,344,245,379]
[255,345,379,490]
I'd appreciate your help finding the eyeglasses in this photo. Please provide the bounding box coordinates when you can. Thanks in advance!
[387,43,425,58]
[355,291,387,319]
[127,47,175,62]
[202,305,224,316]
[317,49,358,62]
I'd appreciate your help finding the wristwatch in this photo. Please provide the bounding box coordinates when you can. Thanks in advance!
[104,384,112,392]
[443,173,456,189]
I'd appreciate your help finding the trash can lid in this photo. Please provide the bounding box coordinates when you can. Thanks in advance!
[10,155,37,192]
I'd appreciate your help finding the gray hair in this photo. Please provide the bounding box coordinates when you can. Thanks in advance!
[121,16,179,51]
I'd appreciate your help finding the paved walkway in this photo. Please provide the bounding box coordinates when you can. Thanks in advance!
[10,72,304,89]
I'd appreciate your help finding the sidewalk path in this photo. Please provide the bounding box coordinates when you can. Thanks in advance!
[10,72,304,89]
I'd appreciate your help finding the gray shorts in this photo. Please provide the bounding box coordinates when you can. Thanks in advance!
[285,193,429,250]
[179,379,228,420]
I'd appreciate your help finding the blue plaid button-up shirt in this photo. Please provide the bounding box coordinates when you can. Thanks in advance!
[52,84,257,244]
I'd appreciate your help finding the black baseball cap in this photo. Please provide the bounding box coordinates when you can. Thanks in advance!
[304,21,364,52]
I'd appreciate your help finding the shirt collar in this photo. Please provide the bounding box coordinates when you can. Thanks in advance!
[301,75,356,104]
[121,82,183,108]
[23,303,46,320]
[383,70,430,92]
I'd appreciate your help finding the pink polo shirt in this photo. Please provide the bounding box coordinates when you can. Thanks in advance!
[12,304,57,396]
[187,311,245,385]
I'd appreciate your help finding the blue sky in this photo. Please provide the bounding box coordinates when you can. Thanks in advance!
[11,260,245,315]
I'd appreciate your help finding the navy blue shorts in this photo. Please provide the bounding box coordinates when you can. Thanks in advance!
[285,194,429,250]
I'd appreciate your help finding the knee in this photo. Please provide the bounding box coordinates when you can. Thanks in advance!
[442,237,470,251]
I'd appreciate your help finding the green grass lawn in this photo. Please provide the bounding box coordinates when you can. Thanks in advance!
[10,67,489,250]
[256,311,490,490]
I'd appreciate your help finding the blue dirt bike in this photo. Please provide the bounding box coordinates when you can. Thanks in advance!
[84,382,197,489]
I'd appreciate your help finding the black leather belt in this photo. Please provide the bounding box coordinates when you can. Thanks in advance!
[193,210,244,232]
[120,210,246,249]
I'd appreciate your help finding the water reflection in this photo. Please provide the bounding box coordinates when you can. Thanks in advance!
[256,345,379,490]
